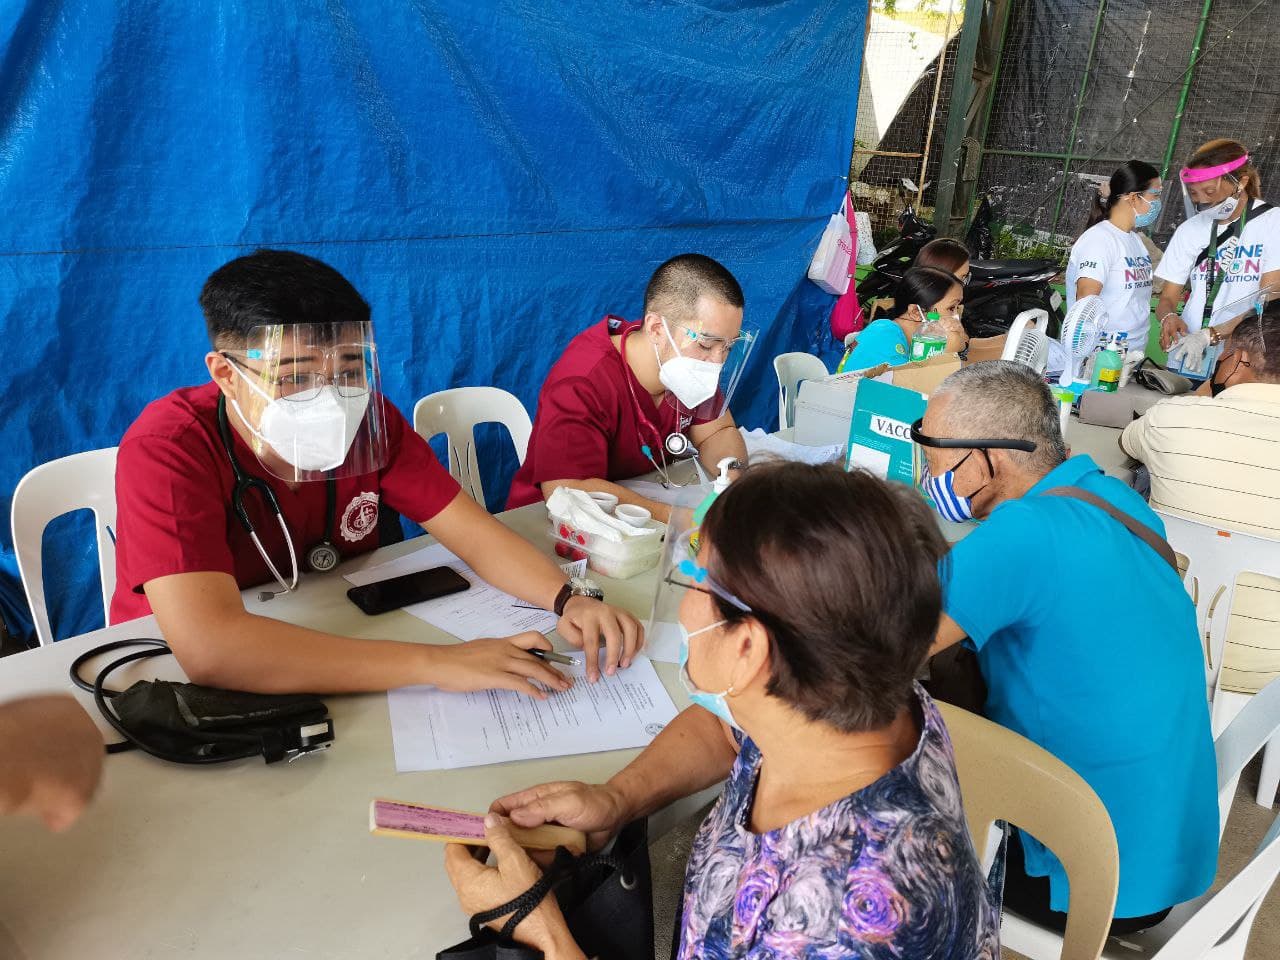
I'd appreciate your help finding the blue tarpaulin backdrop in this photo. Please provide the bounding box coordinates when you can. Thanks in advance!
[1,1,863,643]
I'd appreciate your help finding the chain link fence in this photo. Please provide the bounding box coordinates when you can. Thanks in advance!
[973,0,1277,262]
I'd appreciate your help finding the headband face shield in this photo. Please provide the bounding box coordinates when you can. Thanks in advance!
[655,315,758,421]
[1180,155,1249,220]
[910,418,1037,523]
[221,321,388,482]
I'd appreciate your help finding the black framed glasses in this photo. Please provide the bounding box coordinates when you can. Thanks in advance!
[909,418,1038,452]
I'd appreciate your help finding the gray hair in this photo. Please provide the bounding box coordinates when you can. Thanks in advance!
[931,360,1068,473]
[1230,305,1280,382]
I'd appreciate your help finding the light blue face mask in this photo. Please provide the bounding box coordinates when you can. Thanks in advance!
[677,619,739,729]
[1133,196,1162,229]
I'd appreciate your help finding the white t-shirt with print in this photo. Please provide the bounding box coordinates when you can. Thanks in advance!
[1155,199,1280,329]
[1066,220,1154,342]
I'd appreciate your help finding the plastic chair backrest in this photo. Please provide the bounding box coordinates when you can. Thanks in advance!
[1146,676,1280,959]
[772,352,827,430]
[413,387,533,508]
[1156,511,1280,699]
[936,701,1119,960]
[11,447,119,647]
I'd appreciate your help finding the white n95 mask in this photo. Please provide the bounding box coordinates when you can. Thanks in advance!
[656,323,723,408]
[231,369,369,473]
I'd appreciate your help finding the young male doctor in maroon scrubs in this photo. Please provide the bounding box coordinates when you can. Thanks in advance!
[507,254,754,522]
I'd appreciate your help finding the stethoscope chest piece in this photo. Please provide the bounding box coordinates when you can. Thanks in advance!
[664,432,692,457]
[306,541,341,573]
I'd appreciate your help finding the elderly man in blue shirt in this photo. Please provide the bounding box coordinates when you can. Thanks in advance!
[915,360,1218,935]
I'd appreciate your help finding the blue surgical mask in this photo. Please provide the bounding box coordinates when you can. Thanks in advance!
[678,620,740,729]
[1134,197,1162,229]
[921,461,976,523]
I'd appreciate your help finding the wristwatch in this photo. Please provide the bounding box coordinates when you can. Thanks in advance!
[553,576,605,616]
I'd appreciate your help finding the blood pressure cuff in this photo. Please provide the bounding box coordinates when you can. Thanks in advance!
[113,680,333,763]
[71,638,335,765]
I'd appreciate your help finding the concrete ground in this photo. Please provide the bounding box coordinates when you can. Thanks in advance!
[649,759,1279,960]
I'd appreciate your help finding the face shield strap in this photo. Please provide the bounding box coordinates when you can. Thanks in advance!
[909,419,1037,452]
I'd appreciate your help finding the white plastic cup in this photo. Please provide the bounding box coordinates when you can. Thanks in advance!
[614,504,652,527]
[587,491,619,514]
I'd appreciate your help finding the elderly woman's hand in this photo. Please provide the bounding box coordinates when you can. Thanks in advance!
[491,781,629,853]
[444,814,585,960]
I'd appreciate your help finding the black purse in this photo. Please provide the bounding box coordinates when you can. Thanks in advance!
[70,638,334,764]
[438,819,654,960]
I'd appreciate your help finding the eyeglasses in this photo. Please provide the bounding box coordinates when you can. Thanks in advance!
[664,318,753,363]
[664,532,753,612]
[909,418,1037,452]
[222,347,372,402]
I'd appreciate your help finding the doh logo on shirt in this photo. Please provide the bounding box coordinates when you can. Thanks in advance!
[894,343,906,356]
[340,491,380,543]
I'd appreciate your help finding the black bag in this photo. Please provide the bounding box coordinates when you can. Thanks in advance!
[438,819,653,960]
[70,638,334,764]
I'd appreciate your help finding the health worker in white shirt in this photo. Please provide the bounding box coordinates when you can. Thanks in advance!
[1156,139,1280,374]
[1066,160,1161,355]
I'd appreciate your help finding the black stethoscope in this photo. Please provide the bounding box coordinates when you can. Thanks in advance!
[217,395,340,599]
[610,317,697,488]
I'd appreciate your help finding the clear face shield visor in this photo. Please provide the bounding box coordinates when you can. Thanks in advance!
[656,316,759,422]
[1178,154,1250,220]
[220,321,389,482]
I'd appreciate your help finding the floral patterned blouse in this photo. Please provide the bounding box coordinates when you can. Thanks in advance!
[675,684,1000,959]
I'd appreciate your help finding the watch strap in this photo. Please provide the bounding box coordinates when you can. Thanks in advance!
[553,582,574,618]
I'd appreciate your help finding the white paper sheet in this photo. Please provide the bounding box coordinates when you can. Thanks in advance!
[386,653,679,771]
[738,427,845,465]
[343,543,581,641]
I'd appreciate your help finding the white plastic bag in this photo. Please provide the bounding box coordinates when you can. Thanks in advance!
[807,195,853,295]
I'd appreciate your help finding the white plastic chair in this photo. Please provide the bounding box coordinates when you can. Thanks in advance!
[998,675,1280,960]
[413,387,532,508]
[11,447,119,647]
[1158,511,1280,808]
[772,352,827,431]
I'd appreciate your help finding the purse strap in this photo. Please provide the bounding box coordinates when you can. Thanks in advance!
[1043,487,1178,572]
[468,848,630,941]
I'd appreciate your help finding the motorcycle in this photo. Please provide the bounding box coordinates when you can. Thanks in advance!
[855,190,1064,339]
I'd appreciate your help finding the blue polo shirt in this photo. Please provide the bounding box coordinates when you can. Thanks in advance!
[941,455,1218,917]
[837,318,909,372]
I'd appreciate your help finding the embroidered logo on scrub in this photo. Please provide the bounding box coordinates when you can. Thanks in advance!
[341,491,380,542]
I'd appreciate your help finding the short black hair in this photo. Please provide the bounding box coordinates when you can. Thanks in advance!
[642,253,744,320]
[894,265,961,315]
[700,462,948,732]
[199,249,371,348]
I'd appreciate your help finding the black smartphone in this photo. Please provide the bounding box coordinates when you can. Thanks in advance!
[346,566,471,615]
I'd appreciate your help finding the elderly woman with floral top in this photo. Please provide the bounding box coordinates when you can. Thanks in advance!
[446,462,999,959]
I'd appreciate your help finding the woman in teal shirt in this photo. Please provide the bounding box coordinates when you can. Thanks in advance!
[839,266,967,372]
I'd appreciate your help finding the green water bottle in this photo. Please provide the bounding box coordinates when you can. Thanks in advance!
[910,310,948,361]
[1092,335,1122,393]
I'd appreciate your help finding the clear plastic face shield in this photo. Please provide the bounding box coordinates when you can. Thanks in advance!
[647,525,749,659]
[1179,154,1250,221]
[219,321,389,482]
[652,313,758,423]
